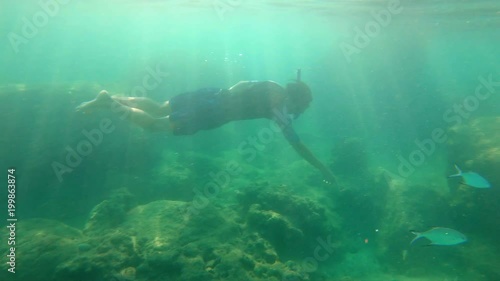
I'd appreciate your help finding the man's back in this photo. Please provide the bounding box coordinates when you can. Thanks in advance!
[223,80,286,121]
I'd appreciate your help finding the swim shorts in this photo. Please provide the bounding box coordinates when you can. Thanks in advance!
[168,88,229,135]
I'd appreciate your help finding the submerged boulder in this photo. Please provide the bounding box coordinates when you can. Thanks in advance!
[0,219,84,281]
[447,116,499,185]
[237,182,342,269]
[115,199,306,281]
[4,183,333,281]
[446,117,500,255]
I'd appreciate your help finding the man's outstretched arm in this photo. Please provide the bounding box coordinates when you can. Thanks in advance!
[277,120,336,184]
[290,141,337,184]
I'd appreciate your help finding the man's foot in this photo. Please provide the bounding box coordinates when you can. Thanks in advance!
[76,90,113,113]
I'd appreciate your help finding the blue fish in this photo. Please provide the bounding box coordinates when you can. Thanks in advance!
[448,165,491,188]
[410,227,467,246]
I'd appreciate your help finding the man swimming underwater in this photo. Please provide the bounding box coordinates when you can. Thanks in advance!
[77,70,336,184]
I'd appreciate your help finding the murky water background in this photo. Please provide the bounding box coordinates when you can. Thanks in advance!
[1,1,499,280]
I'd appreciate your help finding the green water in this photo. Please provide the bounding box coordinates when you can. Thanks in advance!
[1,1,499,280]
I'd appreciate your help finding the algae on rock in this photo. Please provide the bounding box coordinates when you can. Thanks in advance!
[0,219,84,281]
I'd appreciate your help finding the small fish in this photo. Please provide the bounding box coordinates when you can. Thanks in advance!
[410,227,467,246]
[448,165,491,188]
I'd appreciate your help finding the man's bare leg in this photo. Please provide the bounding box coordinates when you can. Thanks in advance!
[111,96,171,117]
[75,90,114,113]
[76,90,173,133]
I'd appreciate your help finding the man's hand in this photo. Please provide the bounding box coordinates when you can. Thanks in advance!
[320,167,337,186]
[287,141,338,186]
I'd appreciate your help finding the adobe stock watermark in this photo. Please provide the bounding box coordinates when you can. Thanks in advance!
[128,64,169,98]
[213,0,244,21]
[282,234,336,281]
[339,0,403,63]
[394,74,499,179]
[7,0,71,54]
[51,63,168,182]
[51,119,116,182]
[187,107,294,215]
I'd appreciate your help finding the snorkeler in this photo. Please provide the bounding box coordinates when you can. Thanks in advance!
[76,70,336,184]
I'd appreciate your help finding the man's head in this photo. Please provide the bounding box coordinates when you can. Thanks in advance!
[285,81,312,118]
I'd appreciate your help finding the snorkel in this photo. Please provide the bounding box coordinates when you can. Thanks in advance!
[291,68,303,119]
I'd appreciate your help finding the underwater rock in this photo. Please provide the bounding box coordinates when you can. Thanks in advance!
[115,199,307,281]
[0,219,83,281]
[77,242,92,253]
[446,117,498,215]
[7,194,326,281]
[371,170,466,276]
[84,188,136,236]
[55,229,142,281]
[446,117,498,205]
[119,266,137,280]
[447,117,500,173]
[247,204,304,258]
[329,137,369,179]
[84,199,128,235]
[243,232,280,265]
[446,117,500,256]
[117,200,239,280]
[237,182,339,260]
[151,162,198,201]
[148,153,218,202]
